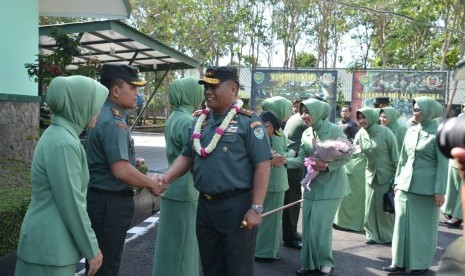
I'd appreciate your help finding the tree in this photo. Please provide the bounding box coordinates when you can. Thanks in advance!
[295,52,317,68]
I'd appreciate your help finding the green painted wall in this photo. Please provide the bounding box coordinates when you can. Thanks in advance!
[0,0,38,96]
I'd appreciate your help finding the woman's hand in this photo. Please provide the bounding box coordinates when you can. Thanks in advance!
[434,194,445,207]
[87,249,103,276]
[311,159,328,171]
[271,152,286,167]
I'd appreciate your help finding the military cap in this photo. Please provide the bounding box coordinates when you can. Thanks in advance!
[198,67,239,85]
[260,110,282,137]
[101,64,147,87]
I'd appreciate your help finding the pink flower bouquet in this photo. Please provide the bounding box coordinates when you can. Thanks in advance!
[301,137,360,191]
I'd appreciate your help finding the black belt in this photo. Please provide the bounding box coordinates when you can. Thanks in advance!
[201,188,250,201]
[88,187,134,197]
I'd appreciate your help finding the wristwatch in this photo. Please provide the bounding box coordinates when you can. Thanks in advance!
[251,204,263,214]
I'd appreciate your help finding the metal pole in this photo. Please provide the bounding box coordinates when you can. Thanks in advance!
[131,64,173,131]
[241,199,304,228]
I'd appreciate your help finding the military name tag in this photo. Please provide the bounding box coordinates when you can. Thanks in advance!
[226,126,238,133]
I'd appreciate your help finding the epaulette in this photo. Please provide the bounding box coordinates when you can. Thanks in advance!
[112,108,123,119]
[238,108,255,117]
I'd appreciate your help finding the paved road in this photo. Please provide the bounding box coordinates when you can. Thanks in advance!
[116,132,462,276]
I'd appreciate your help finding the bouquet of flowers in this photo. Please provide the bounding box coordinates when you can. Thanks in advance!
[301,137,360,191]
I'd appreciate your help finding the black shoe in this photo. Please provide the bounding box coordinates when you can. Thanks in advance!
[364,239,376,245]
[333,224,351,232]
[284,239,303,249]
[444,213,453,220]
[382,265,405,272]
[255,256,280,262]
[296,268,318,275]
[444,219,462,228]
[410,269,428,274]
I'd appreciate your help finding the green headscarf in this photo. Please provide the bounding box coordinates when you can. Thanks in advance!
[46,75,108,134]
[168,76,204,113]
[380,107,401,129]
[356,107,378,133]
[299,98,330,130]
[261,96,293,121]
[412,96,443,127]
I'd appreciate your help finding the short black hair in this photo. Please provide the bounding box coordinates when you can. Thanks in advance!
[342,105,352,112]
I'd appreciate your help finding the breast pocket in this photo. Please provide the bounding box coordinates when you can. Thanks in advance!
[220,133,238,143]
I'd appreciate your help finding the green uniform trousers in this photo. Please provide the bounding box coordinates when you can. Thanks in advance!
[301,197,342,270]
[255,191,285,258]
[391,191,439,270]
[15,258,75,276]
[86,189,134,276]
[196,190,255,276]
[152,197,199,276]
[364,178,395,243]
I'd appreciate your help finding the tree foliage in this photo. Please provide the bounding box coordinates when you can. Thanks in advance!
[39,0,465,72]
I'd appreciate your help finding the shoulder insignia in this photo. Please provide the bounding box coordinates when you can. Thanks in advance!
[116,122,127,129]
[112,108,123,119]
[250,121,262,128]
[238,108,255,117]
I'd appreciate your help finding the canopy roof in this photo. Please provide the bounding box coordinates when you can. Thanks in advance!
[39,0,132,19]
[39,20,198,72]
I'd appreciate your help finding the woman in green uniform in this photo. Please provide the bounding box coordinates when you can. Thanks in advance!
[379,106,407,154]
[333,151,366,232]
[286,98,350,275]
[442,159,463,227]
[384,96,447,274]
[15,76,107,276]
[255,96,292,261]
[355,107,398,244]
[152,77,203,276]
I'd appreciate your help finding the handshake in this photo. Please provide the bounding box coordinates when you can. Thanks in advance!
[135,157,169,197]
[147,173,168,197]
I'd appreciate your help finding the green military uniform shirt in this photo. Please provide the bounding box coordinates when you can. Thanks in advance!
[85,99,136,192]
[181,107,272,194]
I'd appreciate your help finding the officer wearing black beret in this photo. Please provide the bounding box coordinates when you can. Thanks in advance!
[159,66,272,276]
[85,64,162,276]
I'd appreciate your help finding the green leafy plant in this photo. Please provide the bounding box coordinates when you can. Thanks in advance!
[24,28,99,96]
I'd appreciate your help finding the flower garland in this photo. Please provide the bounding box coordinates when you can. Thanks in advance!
[192,99,243,158]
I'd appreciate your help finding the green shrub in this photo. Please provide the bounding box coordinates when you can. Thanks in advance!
[0,187,31,256]
[0,159,31,257]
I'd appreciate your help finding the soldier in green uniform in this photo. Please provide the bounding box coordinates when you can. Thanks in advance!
[152,77,203,276]
[384,97,447,274]
[255,97,291,262]
[159,67,272,276]
[286,98,351,275]
[355,107,399,244]
[84,64,162,276]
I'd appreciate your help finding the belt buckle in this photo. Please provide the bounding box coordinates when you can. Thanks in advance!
[203,193,213,200]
